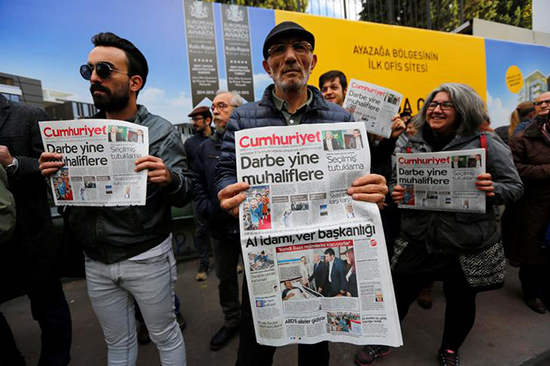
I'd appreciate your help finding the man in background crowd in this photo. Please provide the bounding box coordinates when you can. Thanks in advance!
[0,93,72,366]
[185,106,214,281]
[193,90,243,351]
[514,91,550,136]
[319,70,348,106]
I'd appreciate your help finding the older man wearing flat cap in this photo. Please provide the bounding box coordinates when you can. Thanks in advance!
[215,21,389,366]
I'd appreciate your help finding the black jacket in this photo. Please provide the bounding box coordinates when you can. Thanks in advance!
[215,85,354,192]
[0,95,55,303]
[193,131,239,239]
[67,106,193,264]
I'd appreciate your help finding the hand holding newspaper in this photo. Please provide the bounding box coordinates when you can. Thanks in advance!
[343,79,403,138]
[39,119,149,206]
[236,122,402,347]
[396,149,486,213]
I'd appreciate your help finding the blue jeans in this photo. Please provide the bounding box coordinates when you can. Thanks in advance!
[85,250,186,366]
[192,201,211,268]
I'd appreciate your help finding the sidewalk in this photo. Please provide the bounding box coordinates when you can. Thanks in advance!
[3,261,550,366]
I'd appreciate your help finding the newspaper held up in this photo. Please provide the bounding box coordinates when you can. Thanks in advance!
[343,79,403,139]
[39,119,149,206]
[236,122,403,347]
[396,148,486,213]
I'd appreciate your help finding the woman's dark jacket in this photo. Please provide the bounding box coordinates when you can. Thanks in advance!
[390,126,523,255]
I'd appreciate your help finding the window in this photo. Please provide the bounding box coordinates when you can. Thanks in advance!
[1,93,20,103]
[0,77,14,86]
[72,102,79,118]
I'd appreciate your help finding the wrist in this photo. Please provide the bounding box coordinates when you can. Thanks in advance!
[4,157,18,176]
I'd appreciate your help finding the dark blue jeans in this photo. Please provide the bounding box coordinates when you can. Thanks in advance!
[212,236,241,328]
[192,201,211,268]
[0,277,72,366]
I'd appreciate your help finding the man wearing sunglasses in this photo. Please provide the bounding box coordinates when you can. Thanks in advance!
[514,91,550,136]
[39,32,192,365]
[215,21,388,366]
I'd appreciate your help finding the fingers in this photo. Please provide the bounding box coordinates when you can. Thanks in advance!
[348,174,388,204]
[134,156,171,186]
[390,118,406,138]
[218,182,250,218]
[148,169,171,185]
[38,152,64,176]
[391,185,404,204]
[476,173,495,196]
[135,155,164,172]
[477,173,492,180]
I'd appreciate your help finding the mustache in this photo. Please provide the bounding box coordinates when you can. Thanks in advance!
[282,68,301,73]
[90,84,110,94]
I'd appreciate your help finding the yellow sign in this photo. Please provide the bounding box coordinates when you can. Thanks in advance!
[275,11,487,115]
[505,65,523,94]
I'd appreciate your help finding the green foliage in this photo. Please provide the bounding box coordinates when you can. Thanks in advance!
[359,0,532,31]
[204,0,309,12]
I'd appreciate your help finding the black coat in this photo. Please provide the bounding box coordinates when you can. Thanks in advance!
[0,96,56,303]
[192,132,239,239]
[504,121,550,265]
[309,260,328,294]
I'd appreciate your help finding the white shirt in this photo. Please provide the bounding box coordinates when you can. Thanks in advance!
[129,234,172,261]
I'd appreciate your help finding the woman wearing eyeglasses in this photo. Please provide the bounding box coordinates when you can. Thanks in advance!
[355,83,523,366]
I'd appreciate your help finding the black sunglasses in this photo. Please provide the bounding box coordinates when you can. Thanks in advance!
[80,62,132,80]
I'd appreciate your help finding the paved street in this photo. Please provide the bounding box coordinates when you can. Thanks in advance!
[3,260,550,366]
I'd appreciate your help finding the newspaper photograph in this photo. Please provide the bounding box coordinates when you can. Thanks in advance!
[236,122,403,347]
[343,79,403,139]
[39,119,149,206]
[396,148,486,213]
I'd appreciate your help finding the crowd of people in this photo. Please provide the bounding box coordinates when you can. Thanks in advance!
[0,19,548,366]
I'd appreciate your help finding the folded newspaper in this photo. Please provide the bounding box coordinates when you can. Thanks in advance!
[343,79,403,138]
[236,122,403,347]
[39,119,149,206]
[396,149,486,213]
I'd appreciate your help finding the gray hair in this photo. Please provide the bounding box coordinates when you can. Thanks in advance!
[216,90,244,107]
[419,83,488,136]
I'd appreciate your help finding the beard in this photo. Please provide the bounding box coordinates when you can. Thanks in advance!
[213,116,228,134]
[90,83,130,113]
[274,70,310,93]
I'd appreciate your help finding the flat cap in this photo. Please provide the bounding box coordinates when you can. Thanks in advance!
[188,106,212,118]
[262,21,315,60]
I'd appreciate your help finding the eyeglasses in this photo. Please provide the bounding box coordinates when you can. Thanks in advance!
[190,116,204,122]
[80,62,132,80]
[534,99,550,106]
[267,41,313,58]
[426,101,454,110]
[211,102,235,111]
